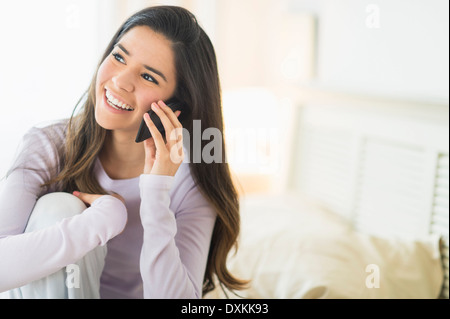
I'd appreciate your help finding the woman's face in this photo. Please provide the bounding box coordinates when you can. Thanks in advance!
[95,26,177,134]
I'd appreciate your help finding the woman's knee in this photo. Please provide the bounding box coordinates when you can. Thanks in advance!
[25,193,87,232]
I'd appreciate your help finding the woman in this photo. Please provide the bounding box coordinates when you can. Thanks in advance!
[0,6,246,299]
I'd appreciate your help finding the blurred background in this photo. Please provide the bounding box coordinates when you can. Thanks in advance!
[0,0,448,196]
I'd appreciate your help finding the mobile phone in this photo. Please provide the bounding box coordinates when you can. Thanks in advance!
[135,99,186,143]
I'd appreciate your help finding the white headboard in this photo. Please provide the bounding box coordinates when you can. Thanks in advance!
[286,86,449,298]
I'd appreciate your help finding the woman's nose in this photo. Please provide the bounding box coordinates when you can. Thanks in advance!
[112,70,135,92]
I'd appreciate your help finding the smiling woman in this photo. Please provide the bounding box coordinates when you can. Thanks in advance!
[0,6,248,299]
[95,26,176,135]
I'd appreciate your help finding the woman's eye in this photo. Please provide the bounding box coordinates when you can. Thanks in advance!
[112,52,125,63]
[142,73,158,85]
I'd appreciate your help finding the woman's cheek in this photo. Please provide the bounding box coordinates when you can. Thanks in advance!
[96,59,113,88]
[139,94,157,114]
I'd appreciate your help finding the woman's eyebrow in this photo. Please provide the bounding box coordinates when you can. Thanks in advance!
[115,43,168,83]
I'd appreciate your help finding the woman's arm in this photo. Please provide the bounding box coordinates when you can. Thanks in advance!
[0,125,127,292]
[0,193,127,292]
[139,172,216,299]
[138,102,216,298]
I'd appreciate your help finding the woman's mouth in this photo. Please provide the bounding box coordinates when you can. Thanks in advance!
[105,89,135,111]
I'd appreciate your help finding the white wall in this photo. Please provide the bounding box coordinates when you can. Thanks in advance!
[215,0,449,102]
[316,0,449,102]
[0,0,103,178]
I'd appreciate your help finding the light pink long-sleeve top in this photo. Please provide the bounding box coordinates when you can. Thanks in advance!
[0,120,217,298]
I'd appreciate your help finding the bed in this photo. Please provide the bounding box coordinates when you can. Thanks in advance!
[206,86,449,299]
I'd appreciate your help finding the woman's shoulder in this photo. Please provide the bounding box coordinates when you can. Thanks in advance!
[25,119,69,147]
[8,119,69,174]
[17,119,68,158]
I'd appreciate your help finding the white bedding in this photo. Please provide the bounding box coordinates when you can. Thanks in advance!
[205,192,444,299]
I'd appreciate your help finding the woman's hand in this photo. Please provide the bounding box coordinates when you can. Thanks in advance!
[73,191,126,207]
[143,100,184,177]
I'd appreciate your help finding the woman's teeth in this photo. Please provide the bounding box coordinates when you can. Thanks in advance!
[105,90,134,111]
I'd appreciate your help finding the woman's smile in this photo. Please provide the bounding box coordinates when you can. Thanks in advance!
[101,88,134,115]
[105,88,134,111]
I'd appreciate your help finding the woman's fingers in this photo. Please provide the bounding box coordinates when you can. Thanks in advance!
[150,102,173,143]
[73,191,103,206]
[73,191,126,206]
[142,101,184,176]
[151,101,183,144]
[154,101,184,163]
[144,102,183,153]
[143,111,166,151]
[157,100,183,129]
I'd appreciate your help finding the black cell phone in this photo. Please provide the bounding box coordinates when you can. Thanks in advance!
[135,99,187,143]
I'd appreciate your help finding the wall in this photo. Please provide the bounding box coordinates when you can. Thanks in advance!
[0,0,101,178]
[213,0,449,101]
[211,0,449,194]
[317,0,449,102]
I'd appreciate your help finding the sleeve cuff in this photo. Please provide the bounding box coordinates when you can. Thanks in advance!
[139,174,174,191]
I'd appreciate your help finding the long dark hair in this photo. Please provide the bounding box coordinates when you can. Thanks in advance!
[46,6,248,296]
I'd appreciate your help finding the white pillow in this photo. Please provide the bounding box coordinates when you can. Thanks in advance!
[208,193,444,299]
